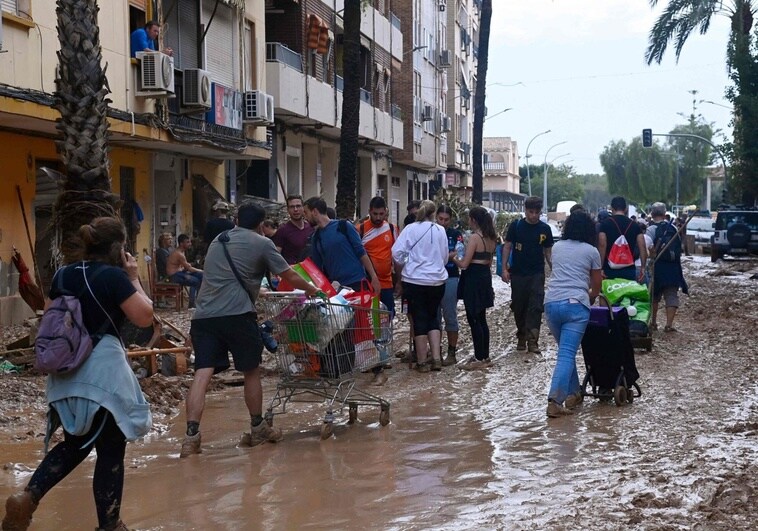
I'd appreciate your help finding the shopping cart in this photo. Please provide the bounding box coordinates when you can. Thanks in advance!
[259,292,392,439]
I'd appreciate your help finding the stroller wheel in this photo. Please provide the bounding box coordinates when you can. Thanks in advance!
[613,385,627,406]
[626,387,634,404]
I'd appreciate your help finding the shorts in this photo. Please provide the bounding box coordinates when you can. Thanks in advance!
[653,286,680,307]
[190,312,263,373]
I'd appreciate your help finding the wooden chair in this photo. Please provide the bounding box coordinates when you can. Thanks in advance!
[148,250,185,311]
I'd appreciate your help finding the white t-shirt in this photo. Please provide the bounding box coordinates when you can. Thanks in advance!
[392,220,449,286]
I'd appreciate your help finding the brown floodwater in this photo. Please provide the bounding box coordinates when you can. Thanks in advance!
[2,258,756,529]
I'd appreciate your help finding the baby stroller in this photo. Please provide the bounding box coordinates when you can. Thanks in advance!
[580,296,642,406]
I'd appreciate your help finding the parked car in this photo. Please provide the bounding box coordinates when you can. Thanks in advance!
[686,216,715,250]
[711,209,758,261]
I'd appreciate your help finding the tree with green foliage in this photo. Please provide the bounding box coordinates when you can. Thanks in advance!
[645,0,757,204]
[600,138,677,205]
[525,164,584,211]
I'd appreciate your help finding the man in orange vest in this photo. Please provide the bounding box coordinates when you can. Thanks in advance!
[356,197,399,385]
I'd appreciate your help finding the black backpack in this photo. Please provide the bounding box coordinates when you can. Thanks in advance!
[654,222,681,263]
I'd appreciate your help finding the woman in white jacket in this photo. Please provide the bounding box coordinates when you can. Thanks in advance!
[392,200,449,371]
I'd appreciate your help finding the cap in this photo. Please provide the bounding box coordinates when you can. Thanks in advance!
[597,210,610,221]
[212,201,229,211]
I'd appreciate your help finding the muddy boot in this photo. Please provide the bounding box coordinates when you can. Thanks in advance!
[2,490,38,531]
[546,400,574,418]
[527,329,541,354]
[516,334,527,353]
[96,521,129,531]
[441,346,457,366]
[179,432,202,458]
[430,358,442,371]
[241,420,283,447]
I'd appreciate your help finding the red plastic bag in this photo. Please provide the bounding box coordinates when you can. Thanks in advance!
[344,281,380,343]
[277,258,337,297]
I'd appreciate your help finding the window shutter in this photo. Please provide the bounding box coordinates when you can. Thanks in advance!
[203,0,235,87]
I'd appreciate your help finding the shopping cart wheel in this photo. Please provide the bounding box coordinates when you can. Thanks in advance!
[348,403,358,424]
[379,406,390,427]
[320,422,334,440]
[613,385,627,406]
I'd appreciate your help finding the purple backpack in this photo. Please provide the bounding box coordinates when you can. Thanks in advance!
[35,265,110,374]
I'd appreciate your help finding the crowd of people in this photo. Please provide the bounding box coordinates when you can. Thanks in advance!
[2,193,689,529]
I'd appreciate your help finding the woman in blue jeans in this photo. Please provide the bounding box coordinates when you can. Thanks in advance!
[544,211,602,417]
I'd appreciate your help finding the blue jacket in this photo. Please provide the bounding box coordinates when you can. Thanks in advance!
[130,28,155,58]
[45,335,152,451]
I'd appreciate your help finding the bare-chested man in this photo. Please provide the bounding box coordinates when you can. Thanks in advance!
[167,234,204,308]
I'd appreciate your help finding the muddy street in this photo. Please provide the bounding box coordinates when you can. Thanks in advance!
[1,257,756,530]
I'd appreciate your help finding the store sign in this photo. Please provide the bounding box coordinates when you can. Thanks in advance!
[206,83,242,130]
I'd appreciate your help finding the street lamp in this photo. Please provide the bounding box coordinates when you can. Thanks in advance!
[525,129,551,196]
[484,107,513,122]
[543,141,567,213]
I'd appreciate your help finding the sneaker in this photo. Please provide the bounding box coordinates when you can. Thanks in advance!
[664,325,677,333]
[415,361,431,373]
[241,421,283,447]
[527,341,541,354]
[179,432,202,458]
[516,338,527,353]
[460,357,488,371]
[2,490,38,531]
[441,352,457,366]
[564,393,584,409]
[546,400,574,418]
[430,358,442,371]
[371,371,388,386]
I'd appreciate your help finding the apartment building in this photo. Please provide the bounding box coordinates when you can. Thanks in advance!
[0,0,270,321]
[483,136,525,212]
[264,0,405,223]
[443,0,479,196]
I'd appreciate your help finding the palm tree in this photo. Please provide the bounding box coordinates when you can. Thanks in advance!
[52,0,119,263]
[472,0,493,205]
[336,0,363,219]
[645,0,758,203]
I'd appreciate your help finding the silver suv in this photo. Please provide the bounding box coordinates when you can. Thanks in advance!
[711,209,758,261]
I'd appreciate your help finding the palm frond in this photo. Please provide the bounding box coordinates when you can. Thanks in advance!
[646,0,725,64]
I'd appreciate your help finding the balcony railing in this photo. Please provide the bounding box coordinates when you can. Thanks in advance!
[391,13,401,30]
[360,88,372,104]
[391,104,402,120]
[484,162,507,171]
[266,42,303,73]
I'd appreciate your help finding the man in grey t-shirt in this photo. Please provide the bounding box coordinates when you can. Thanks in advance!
[181,201,320,457]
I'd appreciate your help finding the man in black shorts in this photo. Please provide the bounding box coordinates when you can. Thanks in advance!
[180,202,320,457]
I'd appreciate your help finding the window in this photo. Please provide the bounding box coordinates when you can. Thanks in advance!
[2,0,31,18]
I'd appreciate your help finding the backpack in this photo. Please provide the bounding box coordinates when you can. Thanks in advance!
[607,218,634,269]
[654,222,681,263]
[35,265,111,374]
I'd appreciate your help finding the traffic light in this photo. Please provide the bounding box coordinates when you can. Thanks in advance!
[642,128,653,148]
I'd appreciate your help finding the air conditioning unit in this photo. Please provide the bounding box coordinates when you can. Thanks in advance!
[183,69,212,108]
[439,50,452,68]
[265,93,275,123]
[136,51,175,95]
[421,105,433,122]
[441,115,452,133]
[243,90,273,124]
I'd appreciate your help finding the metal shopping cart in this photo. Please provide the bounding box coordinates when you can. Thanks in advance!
[259,292,392,439]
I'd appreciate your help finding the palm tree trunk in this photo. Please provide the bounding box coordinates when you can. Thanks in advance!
[53,0,119,263]
[336,0,362,219]
[472,0,492,205]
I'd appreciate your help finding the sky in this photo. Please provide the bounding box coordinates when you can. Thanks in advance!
[483,0,734,176]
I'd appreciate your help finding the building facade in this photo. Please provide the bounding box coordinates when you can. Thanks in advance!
[483,136,525,212]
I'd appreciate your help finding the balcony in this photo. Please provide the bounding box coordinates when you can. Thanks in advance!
[484,162,507,172]
[360,88,373,104]
[335,75,344,92]
[266,43,303,73]
[391,104,402,120]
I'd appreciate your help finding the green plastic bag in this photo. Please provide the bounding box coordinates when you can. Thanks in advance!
[617,298,650,323]
[602,278,649,304]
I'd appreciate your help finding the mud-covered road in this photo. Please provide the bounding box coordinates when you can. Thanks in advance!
[1,256,756,530]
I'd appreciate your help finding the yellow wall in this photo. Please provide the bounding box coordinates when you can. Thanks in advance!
[110,148,153,279]
[0,132,56,267]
